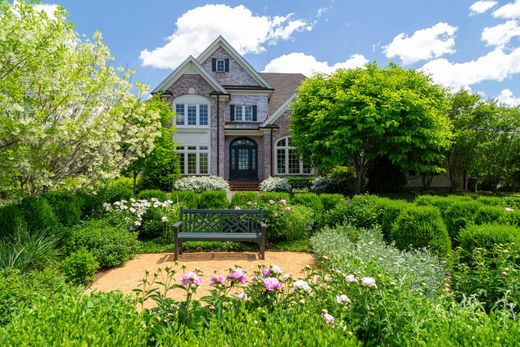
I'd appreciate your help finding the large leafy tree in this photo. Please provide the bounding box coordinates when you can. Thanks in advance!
[0,1,162,195]
[291,63,453,194]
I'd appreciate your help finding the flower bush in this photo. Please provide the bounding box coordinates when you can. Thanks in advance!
[173,176,229,193]
[259,177,291,192]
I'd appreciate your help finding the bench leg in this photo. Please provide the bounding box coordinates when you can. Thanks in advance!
[259,238,265,260]
[174,239,180,261]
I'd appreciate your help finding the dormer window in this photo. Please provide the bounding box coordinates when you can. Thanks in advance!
[230,104,257,122]
[212,58,229,72]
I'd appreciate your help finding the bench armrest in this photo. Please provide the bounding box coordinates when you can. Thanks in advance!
[260,222,268,235]
[172,221,182,231]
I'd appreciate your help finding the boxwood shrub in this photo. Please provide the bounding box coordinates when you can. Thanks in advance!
[377,198,412,239]
[229,191,258,208]
[443,201,482,242]
[473,206,509,225]
[137,189,168,201]
[65,219,141,268]
[291,193,324,213]
[20,196,59,232]
[0,204,27,238]
[258,192,291,204]
[319,193,345,211]
[323,195,382,229]
[62,249,99,286]
[198,191,228,209]
[42,191,83,227]
[391,206,451,258]
[415,195,472,216]
[169,191,200,209]
[458,223,520,252]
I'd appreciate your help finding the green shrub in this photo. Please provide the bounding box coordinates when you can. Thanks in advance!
[415,195,472,216]
[258,192,290,204]
[452,242,520,313]
[458,224,520,252]
[291,193,323,212]
[102,180,134,202]
[140,207,167,239]
[391,206,451,257]
[42,191,83,227]
[66,219,141,268]
[378,198,412,239]
[0,204,27,239]
[311,166,356,195]
[0,228,58,272]
[62,249,99,286]
[137,189,168,201]
[323,195,382,229]
[319,193,345,211]
[474,206,509,225]
[169,191,199,208]
[477,196,507,207]
[20,196,59,232]
[0,268,69,327]
[443,201,481,242]
[198,191,228,209]
[1,291,148,346]
[229,191,258,208]
[503,209,520,227]
[264,204,314,241]
[285,176,315,191]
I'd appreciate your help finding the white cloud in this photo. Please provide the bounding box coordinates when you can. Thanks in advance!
[493,0,520,19]
[496,88,520,105]
[316,6,329,17]
[482,20,520,47]
[33,3,59,20]
[420,47,520,90]
[263,52,368,76]
[383,22,458,65]
[469,1,498,15]
[140,4,313,69]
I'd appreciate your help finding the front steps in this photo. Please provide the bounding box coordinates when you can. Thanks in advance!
[229,180,260,191]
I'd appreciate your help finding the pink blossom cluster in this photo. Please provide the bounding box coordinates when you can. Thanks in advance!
[180,272,202,287]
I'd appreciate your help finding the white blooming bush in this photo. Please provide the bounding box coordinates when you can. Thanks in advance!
[173,176,229,193]
[104,198,179,239]
[259,177,292,192]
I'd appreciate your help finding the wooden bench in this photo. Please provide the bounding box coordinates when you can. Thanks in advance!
[172,208,267,260]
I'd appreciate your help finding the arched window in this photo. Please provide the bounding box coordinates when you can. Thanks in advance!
[173,95,210,127]
[275,137,312,175]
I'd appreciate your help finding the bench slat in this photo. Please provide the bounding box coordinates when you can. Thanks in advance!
[178,232,261,241]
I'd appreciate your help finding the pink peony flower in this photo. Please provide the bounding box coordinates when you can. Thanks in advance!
[323,312,335,327]
[336,294,351,305]
[227,268,247,284]
[261,267,271,277]
[279,199,287,206]
[284,206,291,212]
[180,272,202,287]
[345,274,358,284]
[281,273,291,282]
[263,277,283,291]
[209,274,225,286]
[236,291,248,301]
[268,199,275,205]
[361,277,377,289]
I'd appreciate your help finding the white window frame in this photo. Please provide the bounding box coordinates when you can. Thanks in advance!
[275,136,313,176]
[216,59,225,72]
[232,104,256,122]
[177,145,210,175]
[173,95,210,128]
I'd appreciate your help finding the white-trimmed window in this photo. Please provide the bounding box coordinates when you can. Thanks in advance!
[231,104,257,122]
[177,145,209,175]
[216,59,225,72]
[173,95,210,127]
[275,137,312,175]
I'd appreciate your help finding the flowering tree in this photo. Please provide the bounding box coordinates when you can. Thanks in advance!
[291,63,453,194]
[0,1,162,195]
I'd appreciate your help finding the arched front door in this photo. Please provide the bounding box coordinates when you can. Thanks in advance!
[229,137,257,180]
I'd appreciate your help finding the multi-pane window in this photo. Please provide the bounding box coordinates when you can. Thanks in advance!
[177,145,210,175]
[232,105,257,122]
[175,104,185,126]
[174,103,209,126]
[275,137,313,175]
[216,59,225,72]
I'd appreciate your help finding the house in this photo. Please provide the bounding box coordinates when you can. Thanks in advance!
[152,36,312,189]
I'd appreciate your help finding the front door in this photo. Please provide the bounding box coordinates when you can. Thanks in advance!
[229,138,257,180]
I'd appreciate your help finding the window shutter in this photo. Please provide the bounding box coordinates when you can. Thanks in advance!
[224,59,230,72]
[212,58,216,72]
[252,105,257,121]
[230,105,235,121]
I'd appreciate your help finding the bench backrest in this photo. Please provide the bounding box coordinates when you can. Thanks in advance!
[180,208,263,233]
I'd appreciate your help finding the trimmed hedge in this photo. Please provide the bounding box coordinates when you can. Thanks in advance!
[291,193,323,213]
[415,195,472,216]
[20,197,59,232]
[474,206,509,225]
[137,189,168,202]
[229,192,258,208]
[443,201,482,242]
[319,194,345,211]
[323,195,382,229]
[377,198,412,239]
[198,191,228,209]
[458,224,520,252]
[258,192,290,205]
[391,206,451,258]
[169,191,199,209]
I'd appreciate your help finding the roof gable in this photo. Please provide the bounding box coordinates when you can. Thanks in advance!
[197,36,271,89]
[152,56,226,94]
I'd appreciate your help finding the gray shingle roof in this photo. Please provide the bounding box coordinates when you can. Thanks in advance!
[259,73,305,116]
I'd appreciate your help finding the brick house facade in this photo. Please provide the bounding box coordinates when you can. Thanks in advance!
[153,36,312,185]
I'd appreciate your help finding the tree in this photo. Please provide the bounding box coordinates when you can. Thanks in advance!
[139,96,181,192]
[290,63,453,194]
[0,1,162,195]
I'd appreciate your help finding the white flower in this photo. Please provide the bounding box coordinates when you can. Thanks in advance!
[236,291,248,301]
[292,280,311,292]
[505,207,514,212]
[161,216,168,223]
[129,207,136,213]
[134,220,141,227]
[324,274,332,282]
[102,203,112,211]
[270,264,283,274]
[345,274,358,284]
[336,294,351,305]
[281,273,291,282]
[361,277,377,289]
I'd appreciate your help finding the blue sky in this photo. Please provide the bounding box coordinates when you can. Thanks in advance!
[38,0,520,105]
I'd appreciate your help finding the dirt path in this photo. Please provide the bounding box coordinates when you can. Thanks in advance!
[91,251,315,303]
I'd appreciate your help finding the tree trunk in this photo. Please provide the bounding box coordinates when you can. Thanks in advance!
[133,171,138,195]
[353,154,367,195]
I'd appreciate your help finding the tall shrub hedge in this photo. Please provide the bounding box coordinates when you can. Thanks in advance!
[443,201,481,242]
[198,191,228,209]
[458,224,520,252]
